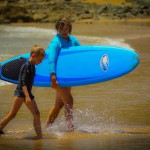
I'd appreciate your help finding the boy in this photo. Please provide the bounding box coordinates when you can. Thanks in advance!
[0,45,45,139]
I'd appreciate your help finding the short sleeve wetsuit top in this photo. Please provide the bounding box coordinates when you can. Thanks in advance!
[14,61,35,100]
[48,34,80,75]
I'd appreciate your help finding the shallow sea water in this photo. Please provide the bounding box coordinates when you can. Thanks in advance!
[0,22,150,150]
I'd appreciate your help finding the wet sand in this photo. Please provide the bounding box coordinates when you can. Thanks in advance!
[0,21,150,150]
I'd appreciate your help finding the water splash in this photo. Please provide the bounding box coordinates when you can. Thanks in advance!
[74,108,116,134]
[45,107,117,135]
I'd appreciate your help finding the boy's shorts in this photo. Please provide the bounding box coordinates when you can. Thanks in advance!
[14,90,34,100]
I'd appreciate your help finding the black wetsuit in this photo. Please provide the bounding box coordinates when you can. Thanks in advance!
[14,61,35,100]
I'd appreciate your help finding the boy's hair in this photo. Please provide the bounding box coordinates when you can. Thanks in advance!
[30,45,45,57]
[55,17,72,34]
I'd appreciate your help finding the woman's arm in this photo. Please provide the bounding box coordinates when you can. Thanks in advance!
[48,41,60,88]
[71,35,80,46]
[51,73,58,89]
[75,38,80,46]
[48,42,60,75]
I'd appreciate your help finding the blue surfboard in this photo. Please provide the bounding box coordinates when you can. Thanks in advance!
[0,46,140,87]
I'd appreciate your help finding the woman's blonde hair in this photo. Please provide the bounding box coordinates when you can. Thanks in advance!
[55,17,72,34]
[30,45,45,57]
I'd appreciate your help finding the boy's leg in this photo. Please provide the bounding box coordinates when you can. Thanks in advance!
[45,93,64,127]
[25,100,42,139]
[0,97,24,132]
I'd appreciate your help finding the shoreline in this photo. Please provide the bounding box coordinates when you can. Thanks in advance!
[3,20,149,40]
[2,18,149,30]
[2,18,150,26]
[77,18,150,23]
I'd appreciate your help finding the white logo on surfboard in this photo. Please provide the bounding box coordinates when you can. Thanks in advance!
[100,54,109,72]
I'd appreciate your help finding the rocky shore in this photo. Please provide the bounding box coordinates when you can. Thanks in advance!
[0,0,150,24]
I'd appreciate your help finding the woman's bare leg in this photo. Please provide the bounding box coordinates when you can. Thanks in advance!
[46,93,64,127]
[46,87,74,131]
[56,87,74,131]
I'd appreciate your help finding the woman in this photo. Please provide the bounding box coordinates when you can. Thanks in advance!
[46,17,80,131]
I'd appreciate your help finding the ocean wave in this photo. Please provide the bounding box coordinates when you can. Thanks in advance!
[0,26,132,49]
[77,35,133,49]
[0,26,56,38]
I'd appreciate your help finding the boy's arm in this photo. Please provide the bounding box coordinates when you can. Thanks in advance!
[22,86,32,106]
[22,86,29,97]
[20,65,32,105]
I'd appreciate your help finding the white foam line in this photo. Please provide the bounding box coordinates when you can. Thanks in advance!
[0,80,12,86]
[77,35,133,49]
[0,27,56,39]
[0,26,133,49]
[0,26,56,35]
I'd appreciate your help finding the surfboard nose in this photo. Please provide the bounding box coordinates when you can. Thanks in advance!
[132,51,140,69]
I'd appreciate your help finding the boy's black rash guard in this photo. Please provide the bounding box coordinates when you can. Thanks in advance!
[14,61,35,100]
